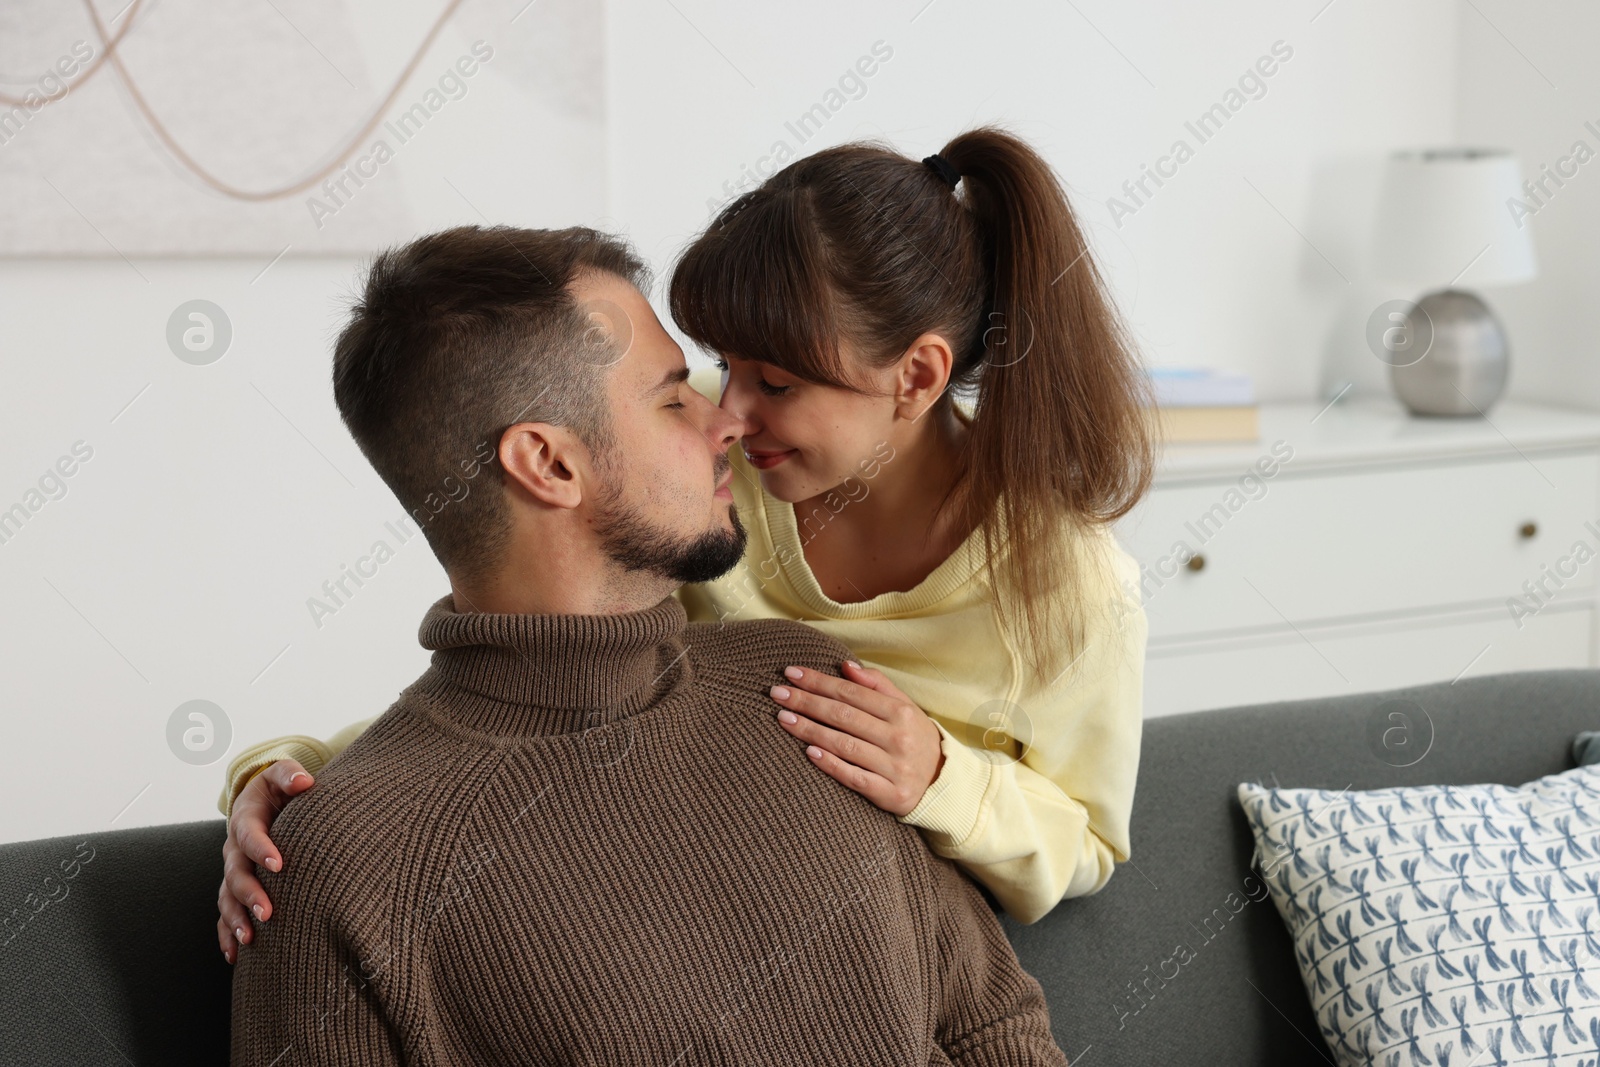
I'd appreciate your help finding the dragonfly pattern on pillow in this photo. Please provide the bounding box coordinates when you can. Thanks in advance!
[1239,766,1600,1067]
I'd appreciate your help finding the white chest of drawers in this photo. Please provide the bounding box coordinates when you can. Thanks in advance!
[1112,398,1600,717]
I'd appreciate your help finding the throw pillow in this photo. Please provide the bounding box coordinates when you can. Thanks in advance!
[1239,767,1600,1066]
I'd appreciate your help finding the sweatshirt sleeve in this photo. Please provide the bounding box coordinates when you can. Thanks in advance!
[899,527,1147,925]
[216,717,379,817]
[928,855,1070,1066]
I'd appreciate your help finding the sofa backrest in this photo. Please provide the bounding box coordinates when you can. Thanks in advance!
[4,669,1598,1065]
[0,818,229,1065]
[1004,667,1600,1065]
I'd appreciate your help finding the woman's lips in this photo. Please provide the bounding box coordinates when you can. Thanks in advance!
[743,448,796,471]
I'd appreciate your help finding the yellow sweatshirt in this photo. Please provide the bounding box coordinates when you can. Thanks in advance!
[220,374,1148,924]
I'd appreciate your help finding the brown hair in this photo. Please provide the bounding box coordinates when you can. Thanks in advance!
[333,224,648,583]
[669,128,1155,677]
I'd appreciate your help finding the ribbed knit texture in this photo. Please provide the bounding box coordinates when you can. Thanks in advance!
[230,594,1068,1066]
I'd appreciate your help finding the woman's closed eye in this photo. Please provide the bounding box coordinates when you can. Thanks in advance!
[713,356,791,397]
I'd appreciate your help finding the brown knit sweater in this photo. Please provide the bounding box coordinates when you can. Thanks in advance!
[229,594,1068,1066]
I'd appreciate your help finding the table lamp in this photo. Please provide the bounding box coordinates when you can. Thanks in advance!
[1367,147,1538,416]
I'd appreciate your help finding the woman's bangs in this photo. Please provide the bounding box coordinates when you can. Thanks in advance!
[668,194,848,386]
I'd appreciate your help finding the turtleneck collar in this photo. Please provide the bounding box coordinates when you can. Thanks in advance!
[412,593,694,737]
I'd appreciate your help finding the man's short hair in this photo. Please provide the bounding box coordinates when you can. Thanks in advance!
[332,224,648,582]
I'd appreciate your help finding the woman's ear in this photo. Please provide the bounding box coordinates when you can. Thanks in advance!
[498,423,588,509]
[894,333,955,422]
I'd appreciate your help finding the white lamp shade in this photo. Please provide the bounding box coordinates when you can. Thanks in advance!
[1369,148,1538,288]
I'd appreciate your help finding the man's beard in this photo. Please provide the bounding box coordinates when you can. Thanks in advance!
[594,459,747,585]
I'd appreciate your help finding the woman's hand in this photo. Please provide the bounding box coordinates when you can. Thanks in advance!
[769,661,945,817]
[217,759,314,964]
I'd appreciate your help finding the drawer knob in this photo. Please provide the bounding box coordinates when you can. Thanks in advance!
[1186,553,1206,572]
[1520,522,1538,539]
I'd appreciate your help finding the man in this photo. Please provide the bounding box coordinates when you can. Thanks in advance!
[229,224,1069,1066]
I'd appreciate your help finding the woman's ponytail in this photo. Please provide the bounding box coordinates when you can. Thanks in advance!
[940,129,1155,676]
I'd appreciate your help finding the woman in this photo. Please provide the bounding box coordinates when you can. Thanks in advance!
[216,126,1155,963]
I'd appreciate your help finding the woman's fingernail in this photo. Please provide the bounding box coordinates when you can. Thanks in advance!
[784,666,803,680]
[778,710,798,725]
[807,746,824,760]
[264,856,281,872]
[845,660,861,670]
[771,686,790,700]
[289,773,312,787]
[252,904,266,922]
[224,949,233,964]
[234,927,247,944]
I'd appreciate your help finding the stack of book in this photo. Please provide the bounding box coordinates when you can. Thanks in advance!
[1142,366,1258,444]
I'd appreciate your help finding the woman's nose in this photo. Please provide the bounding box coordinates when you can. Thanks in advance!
[718,383,760,434]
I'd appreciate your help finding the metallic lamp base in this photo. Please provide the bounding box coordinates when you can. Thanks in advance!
[1389,288,1510,417]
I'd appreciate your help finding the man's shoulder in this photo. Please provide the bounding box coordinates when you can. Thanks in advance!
[685,617,851,679]
[264,696,469,888]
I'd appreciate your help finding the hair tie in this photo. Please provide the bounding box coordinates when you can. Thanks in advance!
[922,153,960,190]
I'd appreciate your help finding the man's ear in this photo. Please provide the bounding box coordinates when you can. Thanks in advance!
[894,333,955,422]
[497,423,589,509]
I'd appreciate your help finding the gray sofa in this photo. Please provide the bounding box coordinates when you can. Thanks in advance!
[3,668,1597,1065]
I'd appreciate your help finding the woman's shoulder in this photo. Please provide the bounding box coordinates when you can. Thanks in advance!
[1073,520,1140,591]
[1081,523,1145,642]
[992,512,1143,652]
[993,506,1137,596]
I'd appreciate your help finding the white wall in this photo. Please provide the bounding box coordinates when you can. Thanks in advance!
[0,0,603,845]
[606,0,1461,400]
[0,0,1569,845]
[1454,0,1600,410]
